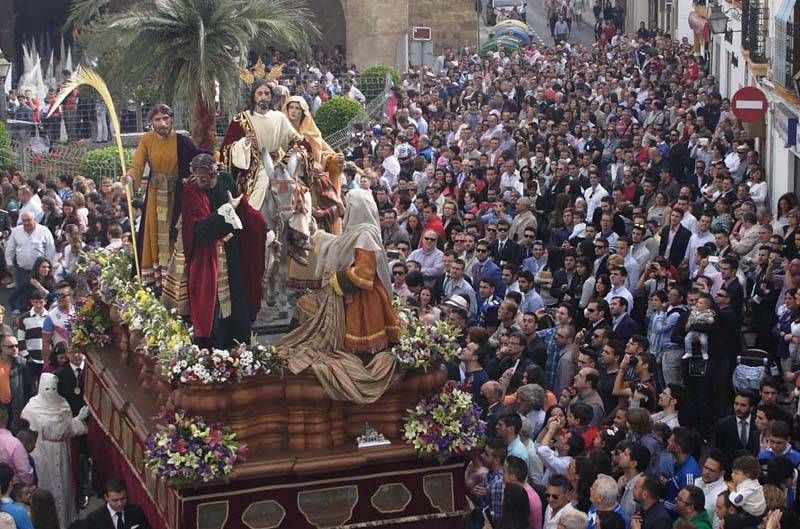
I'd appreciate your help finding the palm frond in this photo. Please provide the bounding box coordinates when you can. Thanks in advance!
[65,0,112,31]
[85,0,320,135]
[48,66,141,280]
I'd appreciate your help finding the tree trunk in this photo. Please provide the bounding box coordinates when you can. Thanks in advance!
[192,90,217,151]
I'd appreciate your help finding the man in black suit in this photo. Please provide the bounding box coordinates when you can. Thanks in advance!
[86,477,151,529]
[56,348,90,509]
[490,220,523,267]
[713,390,759,456]
[658,208,692,268]
[686,160,709,199]
[609,297,638,343]
[479,380,506,438]
[718,257,745,314]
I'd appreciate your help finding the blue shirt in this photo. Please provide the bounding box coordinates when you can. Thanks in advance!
[0,498,34,529]
[482,468,505,524]
[758,446,800,468]
[537,327,560,389]
[521,289,544,314]
[587,503,630,529]
[508,436,530,467]
[666,455,701,504]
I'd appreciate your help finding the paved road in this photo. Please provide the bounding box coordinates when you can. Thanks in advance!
[479,0,596,48]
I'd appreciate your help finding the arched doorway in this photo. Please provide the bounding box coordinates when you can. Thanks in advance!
[307,0,346,55]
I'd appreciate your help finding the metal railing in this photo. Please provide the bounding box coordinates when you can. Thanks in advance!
[0,123,132,183]
[323,74,394,151]
[747,0,769,62]
[1,73,394,175]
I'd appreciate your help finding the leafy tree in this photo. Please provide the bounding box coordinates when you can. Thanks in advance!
[79,146,134,184]
[0,122,13,169]
[358,65,400,103]
[315,97,365,138]
[72,0,319,149]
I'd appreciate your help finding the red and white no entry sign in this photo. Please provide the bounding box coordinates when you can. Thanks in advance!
[731,86,768,123]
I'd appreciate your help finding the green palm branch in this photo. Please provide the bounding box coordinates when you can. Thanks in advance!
[80,0,320,149]
[65,0,113,32]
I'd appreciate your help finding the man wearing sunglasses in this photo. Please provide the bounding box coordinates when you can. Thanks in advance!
[407,230,444,287]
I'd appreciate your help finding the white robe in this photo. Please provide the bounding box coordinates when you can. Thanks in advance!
[21,374,87,529]
[229,110,298,210]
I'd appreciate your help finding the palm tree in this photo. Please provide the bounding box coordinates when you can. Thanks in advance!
[74,0,319,149]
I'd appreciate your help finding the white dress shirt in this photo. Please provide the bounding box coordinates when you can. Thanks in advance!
[5,224,56,270]
[17,195,44,224]
[583,184,608,221]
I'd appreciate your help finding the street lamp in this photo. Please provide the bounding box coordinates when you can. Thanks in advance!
[708,4,729,34]
[0,50,10,124]
[707,2,742,35]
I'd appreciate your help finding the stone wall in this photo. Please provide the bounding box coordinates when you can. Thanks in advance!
[342,0,409,70]
[341,0,478,69]
[408,0,479,54]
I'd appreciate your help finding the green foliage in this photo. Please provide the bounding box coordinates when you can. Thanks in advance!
[0,122,12,169]
[358,65,399,103]
[79,0,320,126]
[78,146,133,184]
[315,97,364,138]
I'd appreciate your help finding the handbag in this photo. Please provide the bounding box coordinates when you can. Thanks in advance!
[687,356,708,377]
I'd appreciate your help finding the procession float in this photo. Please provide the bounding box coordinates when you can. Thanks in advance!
[77,246,483,529]
[51,69,485,529]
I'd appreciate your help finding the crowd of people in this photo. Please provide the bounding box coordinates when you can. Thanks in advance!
[0,5,798,529]
[335,17,799,529]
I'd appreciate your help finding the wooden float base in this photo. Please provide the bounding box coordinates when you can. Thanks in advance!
[85,343,467,529]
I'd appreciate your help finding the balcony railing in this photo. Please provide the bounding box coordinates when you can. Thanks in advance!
[741,0,750,50]
[747,0,769,62]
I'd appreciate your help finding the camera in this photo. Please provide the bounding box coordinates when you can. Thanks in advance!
[628,356,639,368]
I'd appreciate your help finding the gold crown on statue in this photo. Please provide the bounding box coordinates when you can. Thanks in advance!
[239,58,283,87]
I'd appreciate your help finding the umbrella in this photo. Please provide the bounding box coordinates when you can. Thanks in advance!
[479,36,522,57]
[493,19,530,33]
[493,25,531,45]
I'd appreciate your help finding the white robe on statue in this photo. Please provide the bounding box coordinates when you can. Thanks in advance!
[21,373,87,529]
[229,109,299,210]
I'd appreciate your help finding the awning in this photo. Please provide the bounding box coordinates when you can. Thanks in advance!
[688,11,711,41]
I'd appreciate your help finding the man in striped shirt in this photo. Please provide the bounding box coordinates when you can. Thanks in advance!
[17,291,47,391]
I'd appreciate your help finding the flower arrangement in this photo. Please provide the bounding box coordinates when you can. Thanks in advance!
[118,287,191,355]
[76,247,134,302]
[68,296,112,349]
[145,410,247,486]
[389,307,461,370]
[164,341,285,385]
[403,382,486,463]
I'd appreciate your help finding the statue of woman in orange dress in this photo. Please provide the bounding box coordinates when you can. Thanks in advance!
[275,188,399,403]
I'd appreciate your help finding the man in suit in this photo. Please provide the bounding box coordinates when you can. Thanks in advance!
[550,250,579,303]
[713,229,737,259]
[55,347,90,509]
[490,220,523,267]
[86,477,151,529]
[609,297,638,343]
[719,257,745,314]
[687,160,709,200]
[472,240,506,298]
[480,380,507,438]
[658,208,692,268]
[713,390,759,456]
